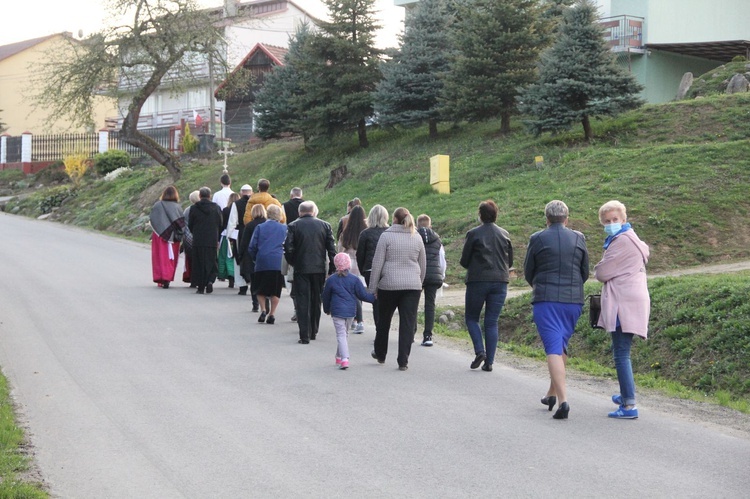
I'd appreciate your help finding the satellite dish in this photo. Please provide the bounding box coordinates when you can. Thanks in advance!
[78,29,84,39]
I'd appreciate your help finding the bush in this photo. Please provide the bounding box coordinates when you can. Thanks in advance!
[38,185,77,214]
[182,124,198,154]
[63,152,90,187]
[94,150,131,176]
[36,160,68,184]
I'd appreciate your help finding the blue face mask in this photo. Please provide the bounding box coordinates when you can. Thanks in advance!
[604,223,622,237]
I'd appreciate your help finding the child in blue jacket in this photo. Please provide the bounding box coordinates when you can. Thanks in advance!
[323,253,376,369]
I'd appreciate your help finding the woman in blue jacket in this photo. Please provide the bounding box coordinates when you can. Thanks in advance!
[323,253,376,369]
[249,205,287,324]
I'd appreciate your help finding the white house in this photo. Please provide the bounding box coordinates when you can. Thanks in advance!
[113,0,320,140]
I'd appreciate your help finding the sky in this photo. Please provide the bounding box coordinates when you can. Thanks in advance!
[0,0,405,48]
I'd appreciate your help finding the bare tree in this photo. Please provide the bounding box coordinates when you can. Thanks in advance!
[34,0,231,180]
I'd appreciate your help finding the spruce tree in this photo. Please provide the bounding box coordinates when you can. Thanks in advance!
[373,0,452,138]
[441,0,546,134]
[254,24,312,142]
[298,0,382,148]
[521,0,644,141]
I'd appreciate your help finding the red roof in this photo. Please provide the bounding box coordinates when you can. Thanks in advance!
[214,43,288,97]
[0,33,66,63]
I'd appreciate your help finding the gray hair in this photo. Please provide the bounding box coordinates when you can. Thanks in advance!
[266,204,282,221]
[367,204,389,229]
[299,201,318,216]
[598,200,627,224]
[199,186,211,199]
[290,187,303,198]
[545,200,568,223]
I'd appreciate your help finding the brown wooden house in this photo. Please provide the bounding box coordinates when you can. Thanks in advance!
[215,43,287,143]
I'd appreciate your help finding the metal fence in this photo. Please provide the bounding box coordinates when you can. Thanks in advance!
[6,136,22,163]
[31,133,99,162]
[109,127,174,159]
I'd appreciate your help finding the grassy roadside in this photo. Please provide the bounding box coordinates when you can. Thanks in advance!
[0,372,47,498]
[431,273,750,413]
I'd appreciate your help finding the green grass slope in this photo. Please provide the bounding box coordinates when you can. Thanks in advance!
[8,92,750,279]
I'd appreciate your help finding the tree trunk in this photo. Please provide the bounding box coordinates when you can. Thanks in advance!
[357,118,368,148]
[582,115,593,142]
[121,127,182,181]
[428,118,438,138]
[500,112,511,134]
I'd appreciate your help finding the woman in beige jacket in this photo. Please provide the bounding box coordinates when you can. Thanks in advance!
[368,207,426,371]
[595,200,650,419]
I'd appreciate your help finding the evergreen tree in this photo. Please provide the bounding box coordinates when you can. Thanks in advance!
[373,0,452,138]
[521,0,644,141]
[298,0,382,148]
[441,0,546,134]
[254,24,312,143]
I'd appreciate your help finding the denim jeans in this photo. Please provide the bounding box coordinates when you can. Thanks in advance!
[465,281,508,365]
[612,327,636,406]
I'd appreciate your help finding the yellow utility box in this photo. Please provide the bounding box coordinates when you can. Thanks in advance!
[430,155,450,194]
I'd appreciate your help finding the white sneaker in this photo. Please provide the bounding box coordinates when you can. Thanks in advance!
[354,322,365,334]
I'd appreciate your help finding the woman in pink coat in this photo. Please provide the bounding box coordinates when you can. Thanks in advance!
[595,200,650,419]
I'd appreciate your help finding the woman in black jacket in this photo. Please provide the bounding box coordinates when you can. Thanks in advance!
[356,204,389,329]
[238,204,267,312]
[459,200,513,373]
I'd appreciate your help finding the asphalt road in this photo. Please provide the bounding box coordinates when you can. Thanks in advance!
[1,212,749,498]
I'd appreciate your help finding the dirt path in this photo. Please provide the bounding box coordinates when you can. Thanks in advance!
[436,259,750,308]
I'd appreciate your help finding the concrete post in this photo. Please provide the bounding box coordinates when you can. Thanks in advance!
[99,129,109,154]
[21,132,32,162]
[0,134,7,165]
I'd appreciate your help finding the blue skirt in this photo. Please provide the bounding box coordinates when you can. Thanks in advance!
[533,302,583,355]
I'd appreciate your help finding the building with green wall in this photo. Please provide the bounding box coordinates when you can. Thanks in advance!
[608,0,750,102]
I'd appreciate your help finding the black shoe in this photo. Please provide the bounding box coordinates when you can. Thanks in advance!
[470,352,486,369]
[371,350,385,364]
[196,288,205,294]
[481,363,493,372]
[310,334,316,340]
[258,312,267,323]
[162,281,170,289]
[228,277,235,288]
[252,305,259,313]
[398,365,408,371]
[298,339,309,344]
[266,315,275,325]
[238,286,248,296]
[206,283,213,294]
[541,396,557,412]
[291,314,297,322]
[553,402,570,420]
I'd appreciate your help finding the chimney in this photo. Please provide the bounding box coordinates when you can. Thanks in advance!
[224,0,239,18]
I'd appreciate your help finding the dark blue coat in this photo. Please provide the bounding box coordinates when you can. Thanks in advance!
[322,273,376,318]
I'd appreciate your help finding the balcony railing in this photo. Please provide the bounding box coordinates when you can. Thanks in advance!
[601,15,645,53]
[106,107,223,132]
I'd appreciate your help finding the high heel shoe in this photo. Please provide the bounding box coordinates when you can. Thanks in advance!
[552,402,570,420]
[541,395,557,412]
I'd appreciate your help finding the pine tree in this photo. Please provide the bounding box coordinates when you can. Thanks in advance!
[521,0,644,141]
[254,24,312,142]
[298,0,382,148]
[373,0,452,138]
[441,0,546,134]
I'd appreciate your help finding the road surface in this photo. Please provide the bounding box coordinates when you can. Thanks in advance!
[1,212,748,498]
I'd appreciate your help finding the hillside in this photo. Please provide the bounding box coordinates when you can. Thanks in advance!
[4,92,750,282]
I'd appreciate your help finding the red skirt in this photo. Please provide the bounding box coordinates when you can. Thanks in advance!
[151,234,181,284]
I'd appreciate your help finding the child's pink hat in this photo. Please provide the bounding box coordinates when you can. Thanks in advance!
[334,252,351,272]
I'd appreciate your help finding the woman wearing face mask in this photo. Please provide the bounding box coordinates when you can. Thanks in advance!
[595,200,650,419]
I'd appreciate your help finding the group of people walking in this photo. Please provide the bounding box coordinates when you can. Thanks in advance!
[150,180,650,420]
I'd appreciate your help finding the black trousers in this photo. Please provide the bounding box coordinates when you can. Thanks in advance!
[373,289,421,368]
[422,284,440,337]
[363,272,379,328]
[295,273,325,341]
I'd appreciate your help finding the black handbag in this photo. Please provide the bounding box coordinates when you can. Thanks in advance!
[588,294,604,329]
